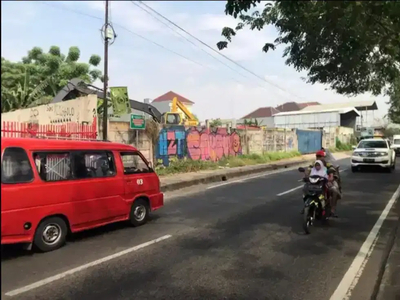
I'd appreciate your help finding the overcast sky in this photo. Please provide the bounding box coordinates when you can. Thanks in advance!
[1,1,389,122]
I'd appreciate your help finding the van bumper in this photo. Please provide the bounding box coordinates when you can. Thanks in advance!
[150,192,164,211]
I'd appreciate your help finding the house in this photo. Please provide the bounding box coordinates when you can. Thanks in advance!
[275,101,320,112]
[238,106,280,127]
[151,91,195,115]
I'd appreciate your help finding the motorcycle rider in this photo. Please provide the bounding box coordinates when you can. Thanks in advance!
[302,151,341,217]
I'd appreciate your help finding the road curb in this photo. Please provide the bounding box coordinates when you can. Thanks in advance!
[160,158,313,193]
[374,195,400,300]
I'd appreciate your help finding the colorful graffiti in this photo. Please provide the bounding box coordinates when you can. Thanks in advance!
[157,126,242,166]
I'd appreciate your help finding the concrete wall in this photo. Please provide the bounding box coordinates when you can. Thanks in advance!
[263,128,297,152]
[107,121,153,163]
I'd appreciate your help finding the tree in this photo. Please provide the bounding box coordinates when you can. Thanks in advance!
[387,79,400,124]
[218,1,400,111]
[1,46,102,112]
[210,118,223,127]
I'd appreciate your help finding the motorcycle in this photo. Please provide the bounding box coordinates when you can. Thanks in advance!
[298,167,331,234]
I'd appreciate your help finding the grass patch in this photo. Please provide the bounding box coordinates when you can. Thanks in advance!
[329,139,355,152]
[156,150,301,176]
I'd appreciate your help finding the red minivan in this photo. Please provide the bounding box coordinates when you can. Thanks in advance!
[1,138,164,252]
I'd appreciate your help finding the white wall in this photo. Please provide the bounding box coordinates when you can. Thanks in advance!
[274,111,340,129]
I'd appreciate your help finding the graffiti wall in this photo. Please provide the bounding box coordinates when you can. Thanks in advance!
[157,126,242,166]
[1,95,98,139]
[263,128,297,152]
[1,95,98,126]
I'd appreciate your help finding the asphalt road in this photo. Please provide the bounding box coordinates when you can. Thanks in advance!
[2,158,400,300]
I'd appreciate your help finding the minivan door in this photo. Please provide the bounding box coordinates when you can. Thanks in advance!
[119,151,156,201]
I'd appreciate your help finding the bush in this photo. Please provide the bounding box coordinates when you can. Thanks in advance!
[156,150,302,175]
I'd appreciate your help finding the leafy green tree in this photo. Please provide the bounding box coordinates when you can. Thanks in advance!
[217,1,400,120]
[210,118,223,127]
[387,79,400,124]
[1,46,102,112]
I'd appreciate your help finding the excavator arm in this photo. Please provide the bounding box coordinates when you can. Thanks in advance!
[170,97,198,126]
[52,78,163,122]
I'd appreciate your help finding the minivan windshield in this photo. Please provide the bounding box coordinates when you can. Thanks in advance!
[394,139,400,145]
[358,140,387,149]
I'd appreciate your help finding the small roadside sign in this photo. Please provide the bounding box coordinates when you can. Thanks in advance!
[130,114,146,130]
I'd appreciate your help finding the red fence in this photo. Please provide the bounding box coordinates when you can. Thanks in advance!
[1,119,97,140]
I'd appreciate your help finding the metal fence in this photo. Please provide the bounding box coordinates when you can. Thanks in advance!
[1,121,97,140]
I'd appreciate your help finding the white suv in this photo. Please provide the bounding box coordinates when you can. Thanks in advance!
[351,138,396,172]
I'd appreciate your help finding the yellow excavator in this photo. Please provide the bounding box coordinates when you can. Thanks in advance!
[161,97,198,126]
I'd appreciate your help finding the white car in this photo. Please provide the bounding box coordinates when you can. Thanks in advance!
[351,138,396,172]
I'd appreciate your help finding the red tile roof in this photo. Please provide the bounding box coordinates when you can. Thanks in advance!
[151,91,194,104]
[275,101,320,112]
[242,107,280,119]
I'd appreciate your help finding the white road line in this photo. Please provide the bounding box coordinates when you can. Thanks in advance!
[4,235,172,297]
[276,185,303,196]
[329,183,400,300]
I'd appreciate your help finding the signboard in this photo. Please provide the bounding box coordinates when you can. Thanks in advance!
[110,86,130,116]
[1,95,98,126]
[130,114,146,130]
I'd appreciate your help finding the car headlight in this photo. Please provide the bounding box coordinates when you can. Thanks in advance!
[352,152,360,156]
[378,152,389,156]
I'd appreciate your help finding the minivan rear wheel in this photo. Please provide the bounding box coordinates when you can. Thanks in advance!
[33,217,68,252]
[129,199,149,227]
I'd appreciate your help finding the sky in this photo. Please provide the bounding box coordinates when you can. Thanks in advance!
[1,1,389,123]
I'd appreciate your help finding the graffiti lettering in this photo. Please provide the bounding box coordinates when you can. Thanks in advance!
[156,126,242,166]
[30,108,39,119]
[54,105,75,117]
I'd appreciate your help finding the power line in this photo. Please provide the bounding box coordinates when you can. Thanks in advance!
[131,1,253,83]
[131,1,294,99]
[39,2,206,69]
[38,1,252,87]
[137,1,305,101]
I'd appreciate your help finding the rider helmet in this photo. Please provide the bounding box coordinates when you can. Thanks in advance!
[316,150,325,157]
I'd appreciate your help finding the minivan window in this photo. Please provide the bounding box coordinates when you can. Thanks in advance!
[72,151,116,179]
[120,152,151,174]
[394,139,400,145]
[358,140,387,149]
[33,152,72,182]
[1,147,34,184]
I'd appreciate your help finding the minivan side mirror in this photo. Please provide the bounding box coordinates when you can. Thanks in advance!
[352,145,356,150]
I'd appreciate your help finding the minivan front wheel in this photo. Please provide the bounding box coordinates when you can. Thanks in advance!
[129,199,149,227]
[33,217,68,252]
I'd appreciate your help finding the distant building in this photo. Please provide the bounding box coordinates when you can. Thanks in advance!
[273,107,360,130]
[275,101,320,112]
[151,91,195,115]
[238,106,280,127]
[300,100,378,130]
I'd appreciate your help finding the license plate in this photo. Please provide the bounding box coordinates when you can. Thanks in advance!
[363,158,375,163]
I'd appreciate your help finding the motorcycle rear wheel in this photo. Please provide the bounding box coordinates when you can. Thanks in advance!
[303,206,312,234]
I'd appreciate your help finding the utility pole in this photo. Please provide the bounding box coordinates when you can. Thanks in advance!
[102,0,110,141]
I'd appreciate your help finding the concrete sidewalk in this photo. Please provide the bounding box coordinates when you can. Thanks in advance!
[376,205,400,300]
[160,152,351,192]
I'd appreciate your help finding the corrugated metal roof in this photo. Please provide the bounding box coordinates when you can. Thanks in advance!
[273,107,360,117]
[300,100,377,112]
